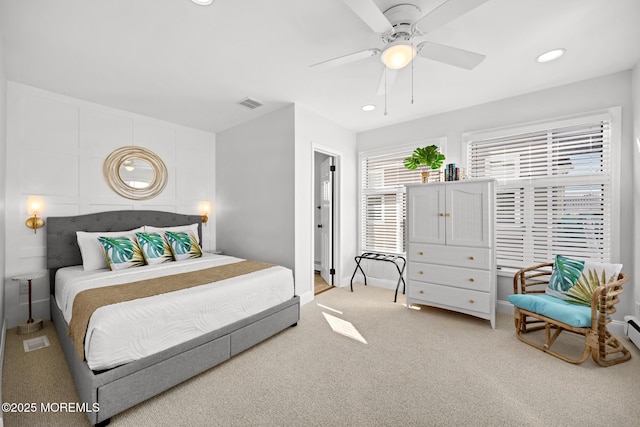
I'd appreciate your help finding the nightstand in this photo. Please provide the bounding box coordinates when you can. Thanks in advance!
[12,271,46,335]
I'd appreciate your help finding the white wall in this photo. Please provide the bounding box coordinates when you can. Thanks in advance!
[357,71,635,323]
[4,82,216,328]
[295,106,358,303]
[216,104,357,305]
[633,63,640,318]
[216,105,296,271]
[0,21,7,326]
[0,26,8,427]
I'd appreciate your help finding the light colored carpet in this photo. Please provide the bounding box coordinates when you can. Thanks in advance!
[3,283,640,426]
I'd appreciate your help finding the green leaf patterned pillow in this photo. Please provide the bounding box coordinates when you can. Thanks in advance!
[545,254,623,306]
[135,232,174,265]
[98,235,145,271]
[164,231,202,261]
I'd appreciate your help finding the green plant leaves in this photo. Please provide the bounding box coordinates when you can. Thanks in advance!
[98,236,145,268]
[549,255,584,292]
[403,145,445,170]
[403,156,420,170]
[165,231,193,255]
[136,232,173,263]
[567,268,618,306]
[165,231,202,260]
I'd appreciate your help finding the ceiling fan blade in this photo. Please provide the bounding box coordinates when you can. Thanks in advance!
[413,0,489,35]
[310,48,380,69]
[376,67,398,95]
[417,42,485,70]
[342,0,394,34]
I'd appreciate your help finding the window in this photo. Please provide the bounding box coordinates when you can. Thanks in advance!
[466,110,619,269]
[360,140,445,254]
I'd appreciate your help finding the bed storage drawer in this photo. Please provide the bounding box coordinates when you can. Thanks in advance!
[98,335,231,419]
[231,301,299,355]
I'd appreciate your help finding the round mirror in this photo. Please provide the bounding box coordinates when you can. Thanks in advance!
[104,146,168,200]
[119,158,155,189]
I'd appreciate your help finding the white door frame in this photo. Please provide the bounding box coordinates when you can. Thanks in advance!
[313,145,342,291]
[319,155,334,285]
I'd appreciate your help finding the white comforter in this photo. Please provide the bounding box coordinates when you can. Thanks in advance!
[55,254,294,370]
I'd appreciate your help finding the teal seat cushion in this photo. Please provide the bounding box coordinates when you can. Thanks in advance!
[508,294,592,328]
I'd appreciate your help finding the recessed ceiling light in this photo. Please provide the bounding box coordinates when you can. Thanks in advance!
[362,104,376,112]
[191,0,214,5]
[536,48,565,63]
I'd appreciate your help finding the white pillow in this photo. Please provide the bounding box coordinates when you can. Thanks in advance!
[77,227,144,271]
[144,223,200,244]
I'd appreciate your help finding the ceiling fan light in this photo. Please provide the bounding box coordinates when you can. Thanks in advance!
[381,43,416,70]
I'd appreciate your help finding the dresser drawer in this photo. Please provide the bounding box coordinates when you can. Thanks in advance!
[408,281,490,314]
[408,262,492,292]
[408,243,491,269]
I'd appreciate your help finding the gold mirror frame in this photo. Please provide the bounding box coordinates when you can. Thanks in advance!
[103,146,168,200]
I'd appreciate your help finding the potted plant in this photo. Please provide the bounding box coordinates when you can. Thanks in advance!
[403,145,446,183]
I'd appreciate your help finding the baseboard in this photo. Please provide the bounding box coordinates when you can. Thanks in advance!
[0,317,7,427]
[299,290,314,306]
[496,299,513,314]
[624,316,640,350]
[347,280,631,337]
[350,274,402,292]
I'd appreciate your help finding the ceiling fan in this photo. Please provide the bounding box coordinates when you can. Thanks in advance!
[311,0,488,95]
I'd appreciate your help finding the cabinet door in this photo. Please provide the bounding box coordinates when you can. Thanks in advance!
[445,181,491,247]
[407,184,445,244]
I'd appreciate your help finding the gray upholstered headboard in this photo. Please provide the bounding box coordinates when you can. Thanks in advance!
[46,210,202,294]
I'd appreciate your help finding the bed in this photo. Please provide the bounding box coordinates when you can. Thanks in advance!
[46,210,300,426]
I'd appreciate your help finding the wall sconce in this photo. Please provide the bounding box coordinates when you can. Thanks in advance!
[26,198,45,234]
[200,201,210,224]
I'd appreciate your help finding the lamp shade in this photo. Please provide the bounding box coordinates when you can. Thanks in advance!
[28,200,41,215]
[381,42,416,70]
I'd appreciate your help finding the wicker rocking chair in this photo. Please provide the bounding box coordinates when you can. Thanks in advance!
[510,263,631,367]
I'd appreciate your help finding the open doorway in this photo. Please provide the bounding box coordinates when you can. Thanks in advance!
[314,150,335,295]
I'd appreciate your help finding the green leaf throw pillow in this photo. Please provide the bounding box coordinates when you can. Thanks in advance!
[164,231,202,261]
[136,232,174,265]
[98,235,145,271]
[545,254,623,306]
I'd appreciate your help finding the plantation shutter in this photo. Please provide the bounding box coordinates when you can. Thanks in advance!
[361,150,422,253]
[467,119,612,268]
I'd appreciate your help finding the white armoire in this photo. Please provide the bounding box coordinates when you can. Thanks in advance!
[405,179,496,328]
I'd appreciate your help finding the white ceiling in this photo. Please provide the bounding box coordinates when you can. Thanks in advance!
[1,0,639,134]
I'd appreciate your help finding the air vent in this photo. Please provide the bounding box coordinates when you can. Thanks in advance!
[237,97,263,110]
[23,335,50,352]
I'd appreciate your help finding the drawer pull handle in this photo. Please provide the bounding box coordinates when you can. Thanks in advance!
[419,271,424,275]
[469,278,475,282]
[439,213,444,217]
[419,290,424,294]
[445,213,451,217]
[469,299,475,304]
[419,251,424,255]
[469,256,474,261]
